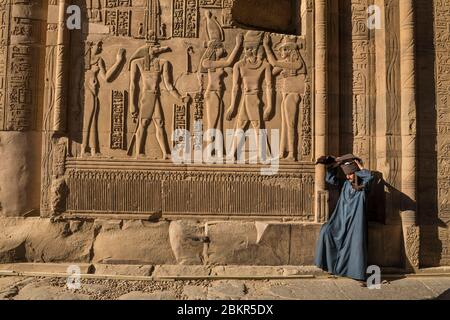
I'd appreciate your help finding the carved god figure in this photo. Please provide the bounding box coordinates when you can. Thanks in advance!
[264,34,307,161]
[129,45,189,159]
[82,41,125,156]
[226,31,274,161]
[199,11,243,159]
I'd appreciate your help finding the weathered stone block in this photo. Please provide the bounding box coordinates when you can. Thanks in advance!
[0,133,41,217]
[152,265,211,278]
[289,224,322,265]
[93,264,154,277]
[93,220,176,265]
[368,223,402,267]
[0,218,95,263]
[169,220,205,265]
[205,222,291,265]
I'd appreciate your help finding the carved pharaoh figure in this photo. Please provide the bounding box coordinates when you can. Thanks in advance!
[129,45,189,159]
[226,31,274,160]
[199,11,243,159]
[82,41,125,156]
[263,34,307,161]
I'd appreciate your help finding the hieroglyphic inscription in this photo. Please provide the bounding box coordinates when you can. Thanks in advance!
[172,0,199,38]
[435,0,450,231]
[173,103,188,147]
[7,45,34,131]
[199,0,222,8]
[301,80,312,158]
[87,0,102,23]
[0,5,9,130]
[222,0,234,28]
[105,8,132,37]
[105,0,132,7]
[66,167,315,219]
[110,90,127,150]
[351,0,373,162]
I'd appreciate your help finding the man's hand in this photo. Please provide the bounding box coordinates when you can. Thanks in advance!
[355,159,364,170]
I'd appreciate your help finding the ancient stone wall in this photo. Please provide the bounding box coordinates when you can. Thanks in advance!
[0,0,46,216]
[0,0,449,269]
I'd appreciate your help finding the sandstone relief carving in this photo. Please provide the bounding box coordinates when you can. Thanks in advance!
[199,11,242,159]
[50,0,316,217]
[225,31,274,161]
[264,34,306,161]
[0,0,448,274]
[128,44,189,159]
[82,41,126,156]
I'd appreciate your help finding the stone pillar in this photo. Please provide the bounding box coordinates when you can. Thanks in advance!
[314,0,328,223]
[41,1,69,217]
[399,0,420,271]
[53,0,67,132]
[374,0,402,225]
[0,1,46,217]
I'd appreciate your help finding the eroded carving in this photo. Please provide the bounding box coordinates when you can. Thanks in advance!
[264,34,307,161]
[82,41,126,156]
[226,31,273,160]
[129,44,189,158]
[200,11,242,159]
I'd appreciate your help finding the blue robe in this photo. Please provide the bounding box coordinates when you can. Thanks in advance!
[315,168,374,281]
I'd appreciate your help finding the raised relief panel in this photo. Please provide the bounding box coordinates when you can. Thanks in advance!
[0,2,41,132]
[351,0,374,162]
[435,0,450,229]
[172,0,199,38]
[60,0,315,219]
[434,0,450,264]
[110,90,127,150]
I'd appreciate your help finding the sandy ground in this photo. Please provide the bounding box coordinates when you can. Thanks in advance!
[1,275,450,300]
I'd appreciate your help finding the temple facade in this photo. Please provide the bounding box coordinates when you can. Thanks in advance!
[0,0,448,271]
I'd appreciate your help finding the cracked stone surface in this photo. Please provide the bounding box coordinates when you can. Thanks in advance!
[1,276,449,300]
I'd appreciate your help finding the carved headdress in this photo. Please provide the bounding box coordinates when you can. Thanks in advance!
[205,10,225,47]
[128,45,171,70]
[243,31,264,47]
[275,35,301,51]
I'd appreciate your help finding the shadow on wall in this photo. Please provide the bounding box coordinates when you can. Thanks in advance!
[416,0,442,268]
[434,289,450,300]
[232,0,301,34]
[68,0,88,151]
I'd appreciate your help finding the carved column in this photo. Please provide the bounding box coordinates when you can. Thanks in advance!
[314,0,328,223]
[0,1,46,216]
[53,0,67,132]
[374,0,402,225]
[41,1,69,217]
[399,0,419,271]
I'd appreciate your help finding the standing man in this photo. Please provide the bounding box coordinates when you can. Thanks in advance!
[315,154,374,284]
[226,31,274,161]
[129,45,189,159]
